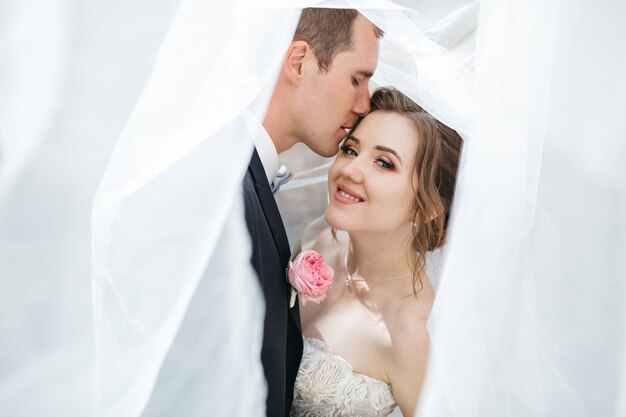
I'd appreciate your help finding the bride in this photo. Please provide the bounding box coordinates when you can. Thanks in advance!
[291,87,462,417]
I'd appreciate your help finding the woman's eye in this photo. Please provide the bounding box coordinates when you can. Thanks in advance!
[340,144,357,156]
[376,158,394,170]
[351,77,360,87]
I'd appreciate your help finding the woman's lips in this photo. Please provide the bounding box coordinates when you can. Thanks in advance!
[334,184,364,204]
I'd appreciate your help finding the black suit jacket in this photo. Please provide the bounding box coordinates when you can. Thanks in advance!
[243,149,303,417]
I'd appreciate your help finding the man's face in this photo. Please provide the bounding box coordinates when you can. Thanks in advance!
[296,15,380,157]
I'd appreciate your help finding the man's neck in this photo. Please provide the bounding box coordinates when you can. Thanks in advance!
[263,112,296,154]
[262,80,299,154]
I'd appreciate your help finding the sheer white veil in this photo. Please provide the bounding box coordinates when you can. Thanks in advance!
[419,2,626,416]
[1,0,624,416]
[0,0,179,415]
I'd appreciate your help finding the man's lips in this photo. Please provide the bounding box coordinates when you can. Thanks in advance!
[341,121,357,132]
[336,127,349,141]
[334,184,365,203]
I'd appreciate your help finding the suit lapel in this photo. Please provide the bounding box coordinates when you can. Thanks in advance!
[249,150,291,262]
[249,150,301,332]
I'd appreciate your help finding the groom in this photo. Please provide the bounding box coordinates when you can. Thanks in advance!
[242,8,382,417]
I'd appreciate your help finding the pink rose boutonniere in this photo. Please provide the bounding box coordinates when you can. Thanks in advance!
[286,240,334,307]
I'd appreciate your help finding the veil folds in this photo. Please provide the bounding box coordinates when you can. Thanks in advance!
[1,0,624,416]
[91,1,475,415]
[419,2,626,416]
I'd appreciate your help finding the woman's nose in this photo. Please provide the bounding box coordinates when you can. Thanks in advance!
[340,157,365,184]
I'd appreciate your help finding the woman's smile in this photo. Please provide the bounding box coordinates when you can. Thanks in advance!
[334,184,365,204]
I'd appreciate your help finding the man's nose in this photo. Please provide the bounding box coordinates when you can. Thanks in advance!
[352,87,371,117]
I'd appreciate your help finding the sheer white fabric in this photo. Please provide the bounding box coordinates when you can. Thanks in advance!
[90,2,300,416]
[0,1,180,415]
[292,338,397,417]
[417,1,626,416]
[1,0,624,416]
[0,0,70,202]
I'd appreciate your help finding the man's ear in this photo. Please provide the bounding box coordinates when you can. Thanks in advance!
[282,40,310,85]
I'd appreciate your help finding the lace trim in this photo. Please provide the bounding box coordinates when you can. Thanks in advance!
[306,338,390,385]
[291,337,397,417]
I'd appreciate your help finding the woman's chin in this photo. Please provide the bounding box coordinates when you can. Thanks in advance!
[324,210,354,233]
[324,210,343,231]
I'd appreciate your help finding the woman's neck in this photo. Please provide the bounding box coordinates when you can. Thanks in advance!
[346,231,414,284]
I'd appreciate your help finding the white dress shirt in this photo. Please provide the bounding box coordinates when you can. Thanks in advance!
[242,108,280,186]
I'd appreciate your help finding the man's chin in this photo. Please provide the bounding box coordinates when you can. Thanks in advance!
[317,145,339,158]
[321,150,339,158]
[308,144,339,158]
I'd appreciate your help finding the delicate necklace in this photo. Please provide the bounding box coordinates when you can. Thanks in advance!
[344,246,412,287]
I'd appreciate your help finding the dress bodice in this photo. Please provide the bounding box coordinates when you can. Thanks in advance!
[291,337,398,417]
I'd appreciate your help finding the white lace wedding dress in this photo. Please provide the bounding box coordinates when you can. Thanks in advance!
[291,337,398,417]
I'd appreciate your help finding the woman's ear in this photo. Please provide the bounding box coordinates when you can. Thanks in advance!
[282,40,310,85]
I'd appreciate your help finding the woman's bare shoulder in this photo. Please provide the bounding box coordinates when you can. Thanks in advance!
[383,283,435,372]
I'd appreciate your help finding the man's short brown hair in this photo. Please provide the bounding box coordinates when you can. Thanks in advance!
[293,8,384,72]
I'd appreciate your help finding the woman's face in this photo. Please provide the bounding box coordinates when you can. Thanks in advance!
[325,110,419,234]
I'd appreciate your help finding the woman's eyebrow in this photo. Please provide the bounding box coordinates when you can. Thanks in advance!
[375,145,402,164]
[347,135,402,164]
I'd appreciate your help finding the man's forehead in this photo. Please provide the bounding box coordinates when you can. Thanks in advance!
[331,50,377,74]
